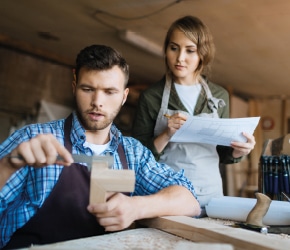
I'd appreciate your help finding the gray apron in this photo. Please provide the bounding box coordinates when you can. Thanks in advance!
[154,75,226,208]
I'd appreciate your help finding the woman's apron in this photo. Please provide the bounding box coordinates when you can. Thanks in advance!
[4,114,128,249]
[154,75,226,208]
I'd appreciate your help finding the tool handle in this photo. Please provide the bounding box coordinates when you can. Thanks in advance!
[246,192,271,227]
[273,173,279,194]
[283,173,290,194]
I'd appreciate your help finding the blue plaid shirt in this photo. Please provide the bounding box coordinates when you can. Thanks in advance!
[0,112,197,248]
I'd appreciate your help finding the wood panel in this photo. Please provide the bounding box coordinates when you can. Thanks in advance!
[0,47,73,120]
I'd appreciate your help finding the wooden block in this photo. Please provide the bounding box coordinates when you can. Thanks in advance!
[137,216,290,250]
[89,160,135,204]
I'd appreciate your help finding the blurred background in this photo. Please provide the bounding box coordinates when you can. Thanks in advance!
[1,0,290,198]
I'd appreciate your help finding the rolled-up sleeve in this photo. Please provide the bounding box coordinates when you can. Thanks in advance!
[125,138,197,199]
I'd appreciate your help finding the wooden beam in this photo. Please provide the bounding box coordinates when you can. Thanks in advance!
[137,216,289,250]
[0,33,73,66]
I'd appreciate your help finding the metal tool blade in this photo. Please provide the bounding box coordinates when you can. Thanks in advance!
[59,154,114,171]
[9,154,114,172]
[235,222,290,234]
[235,222,268,234]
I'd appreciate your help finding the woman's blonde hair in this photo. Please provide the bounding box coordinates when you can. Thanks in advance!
[164,15,215,78]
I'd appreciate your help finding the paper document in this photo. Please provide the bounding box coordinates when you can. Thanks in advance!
[169,116,260,146]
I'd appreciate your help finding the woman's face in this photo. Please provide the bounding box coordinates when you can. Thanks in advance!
[166,28,200,85]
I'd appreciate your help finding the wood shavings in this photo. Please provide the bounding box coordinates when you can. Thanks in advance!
[26,228,232,250]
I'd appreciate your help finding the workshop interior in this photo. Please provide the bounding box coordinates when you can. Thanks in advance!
[1,1,290,247]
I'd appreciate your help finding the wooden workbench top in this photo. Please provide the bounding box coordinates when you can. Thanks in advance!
[18,216,290,250]
[22,228,232,250]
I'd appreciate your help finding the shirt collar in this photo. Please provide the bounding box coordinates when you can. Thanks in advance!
[70,111,122,154]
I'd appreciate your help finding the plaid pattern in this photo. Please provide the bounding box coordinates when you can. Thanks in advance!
[0,112,196,248]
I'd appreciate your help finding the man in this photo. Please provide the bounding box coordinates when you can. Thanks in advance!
[0,45,201,249]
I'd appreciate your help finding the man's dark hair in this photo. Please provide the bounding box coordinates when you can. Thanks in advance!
[75,44,129,86]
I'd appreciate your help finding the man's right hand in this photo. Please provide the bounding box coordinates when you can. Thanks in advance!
[7,134,73,169]
[0,134,73,189]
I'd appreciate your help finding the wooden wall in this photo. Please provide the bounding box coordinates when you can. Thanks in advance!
[0,46,139,142]
[0,46,74,142]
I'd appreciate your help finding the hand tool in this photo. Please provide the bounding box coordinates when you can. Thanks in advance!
[235,192,270,234]
[63,154,114,171]
[282,191,290,202]
[8,154,136,204]
[235,192,290,234]
[7,154,114,172]
[267,157,273,195]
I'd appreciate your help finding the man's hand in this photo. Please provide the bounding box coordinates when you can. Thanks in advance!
[87,186,201,232]
[87,193,137,232]
[0,134,73,189]
[230,132,256,158]
[8,134,73,169]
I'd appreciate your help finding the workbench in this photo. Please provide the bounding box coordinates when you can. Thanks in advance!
[20,216,289,250]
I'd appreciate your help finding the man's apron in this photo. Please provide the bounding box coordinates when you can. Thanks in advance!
[154,75,226,208]
[4,114,128,249]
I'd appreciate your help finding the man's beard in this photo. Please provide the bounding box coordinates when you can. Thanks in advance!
[76,103,122,131]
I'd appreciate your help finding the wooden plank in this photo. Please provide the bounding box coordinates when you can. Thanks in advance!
[137,216,289,250]
[0,33,73,66]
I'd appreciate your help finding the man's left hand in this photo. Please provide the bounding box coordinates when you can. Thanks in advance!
[230,132,256,158]
[87,193,137,232]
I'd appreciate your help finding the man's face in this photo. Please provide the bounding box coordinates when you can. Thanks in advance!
[72,66,129,131]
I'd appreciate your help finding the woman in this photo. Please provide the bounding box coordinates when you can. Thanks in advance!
[132,15,255,214]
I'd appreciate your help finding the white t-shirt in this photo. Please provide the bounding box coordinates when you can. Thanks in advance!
[174,83,202,114]
[83,131,112,155]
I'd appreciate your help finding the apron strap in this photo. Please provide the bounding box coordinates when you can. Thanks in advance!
[200,78,226,111]
[117,143,129,170]
[64,113,73,152]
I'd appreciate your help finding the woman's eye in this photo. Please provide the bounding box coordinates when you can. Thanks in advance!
[170,46,178,51]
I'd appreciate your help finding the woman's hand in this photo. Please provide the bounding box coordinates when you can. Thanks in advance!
[230,132,256,158]
[165,113,187,138]
[154,113,188,153]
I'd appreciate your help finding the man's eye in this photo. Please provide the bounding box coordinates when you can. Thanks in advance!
[82,88,93,92]
[106,90,117,95]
